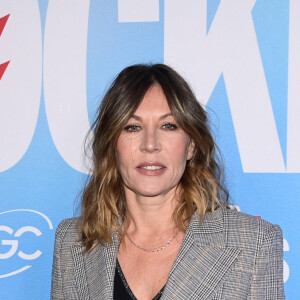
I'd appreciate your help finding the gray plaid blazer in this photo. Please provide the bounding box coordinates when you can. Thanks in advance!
[51,207,285,299]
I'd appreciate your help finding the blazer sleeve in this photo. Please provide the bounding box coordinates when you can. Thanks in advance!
[247,224,285,299]
[51,219,70,300]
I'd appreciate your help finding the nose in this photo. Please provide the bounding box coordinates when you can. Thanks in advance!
[140,128,161,153]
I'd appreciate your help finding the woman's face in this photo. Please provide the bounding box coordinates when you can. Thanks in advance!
[116,84,194,199]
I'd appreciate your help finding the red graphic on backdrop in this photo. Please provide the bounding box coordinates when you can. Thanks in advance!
[0,61,10,80]
[0,14,10,81]
[0,14,10,37]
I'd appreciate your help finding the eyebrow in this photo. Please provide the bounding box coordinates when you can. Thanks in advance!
[131,113,173,121]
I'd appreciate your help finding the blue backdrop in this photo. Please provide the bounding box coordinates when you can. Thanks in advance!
[0,1,298,299]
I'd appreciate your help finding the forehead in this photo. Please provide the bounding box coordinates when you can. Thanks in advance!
[134,84,171,116]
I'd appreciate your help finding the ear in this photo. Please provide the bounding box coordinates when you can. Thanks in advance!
[187,139,195,160]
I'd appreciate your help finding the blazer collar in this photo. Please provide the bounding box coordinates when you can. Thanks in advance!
[71,233,119,300]
[162,207,241,300]
[71,207,240,300]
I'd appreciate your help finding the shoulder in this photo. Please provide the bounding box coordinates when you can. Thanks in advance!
[223,208,283,250]
[197,207,283,250]
[223,207,282,235]
[54,217,81,245]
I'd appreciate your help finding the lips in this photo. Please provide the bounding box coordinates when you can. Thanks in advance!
[136,162,166,176]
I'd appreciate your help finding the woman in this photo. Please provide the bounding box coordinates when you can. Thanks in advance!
[51,64,285,299]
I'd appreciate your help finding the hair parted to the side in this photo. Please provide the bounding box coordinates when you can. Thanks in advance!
[80,64,228,251]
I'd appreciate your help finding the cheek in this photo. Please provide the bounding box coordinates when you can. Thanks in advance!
[168,136,192,160]
[116,136,137,170]
[167,145,189,176]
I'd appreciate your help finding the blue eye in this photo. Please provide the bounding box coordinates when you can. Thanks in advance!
[162,123,178,130]
[124,125,140,132]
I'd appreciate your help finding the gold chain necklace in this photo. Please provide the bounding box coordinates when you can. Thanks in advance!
[126,230,179,252]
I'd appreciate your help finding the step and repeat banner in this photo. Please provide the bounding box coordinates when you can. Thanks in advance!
[0,0,299,299]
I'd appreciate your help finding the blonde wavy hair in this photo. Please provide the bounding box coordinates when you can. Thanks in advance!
[81,64,228,250]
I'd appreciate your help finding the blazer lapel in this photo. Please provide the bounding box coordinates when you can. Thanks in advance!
[162,208,241,300]
[71,244,90,300]
[71,233,119,300]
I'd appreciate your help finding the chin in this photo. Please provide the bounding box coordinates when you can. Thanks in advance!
[136,185,174,198]
[137,189,162,197]
[125,181,177,198]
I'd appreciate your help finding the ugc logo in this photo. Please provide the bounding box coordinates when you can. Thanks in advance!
[0,209,53,278]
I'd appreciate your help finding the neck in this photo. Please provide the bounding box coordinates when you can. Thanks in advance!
[123,187,178,235]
